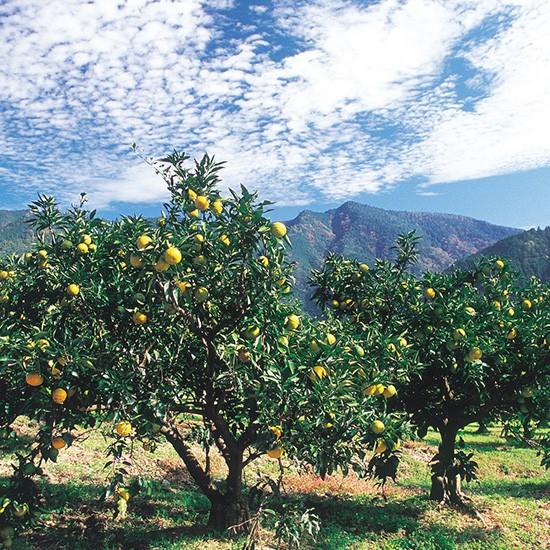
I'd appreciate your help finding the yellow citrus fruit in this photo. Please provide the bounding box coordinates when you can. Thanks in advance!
[187,209,199,218]
[154,258,170,272]
[310,339,321,354]
[359,263,369,273]
[193,255,206,266]
[25,373,44,387]
[51,437,66,450]
[38,249,48,259]
[52,388,68,404]
[424,288,436,299]
[391,439,401,451]
[375,383,385,395]
[464,306,476,316]
[88,243,97,252]
[164,247,182,265]
[466,347,482,363]
[325,333,336,345]
[219,235,230,247]
[309,365,327,381]
[81,234,92,245]
[77,243,89,254]
[371,420,385,434]
[507,307,515,317]
[258,256,269,267]
[187,188,197,200]
[521,299,532,310]
[285,314,300,331]
[129,254,143,268]
[212,200,223,215]
[136,235,152,250]
[245,325,261,339]
[507,328,517,340]
[383,385,397,398]
[177,280,192,294]
[492,300,501,311]
[67,283,80,297]
[195,196,210,211]
[398,337,408,347]
[269,425,282,439]
[238,348,251,363]
[495,259,505,270]
[266,447,283,459]
[0,271,8,280]
[133,311,148,325]
[195,287,209,302]
[374,439,388,454]
[37,338,50,350]
[271,222,287,238]
[116,487,130,501]
[453,328,466,341]
[363,384,378,396]
[116,421,132,437]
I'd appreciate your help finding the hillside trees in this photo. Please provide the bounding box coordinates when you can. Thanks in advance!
[311,234,550,505]
[0,152,406,538]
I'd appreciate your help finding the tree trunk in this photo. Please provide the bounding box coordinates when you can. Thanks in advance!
[206,448,250,532]
[430,424,465,505]
[207,493,250,532]
[476,421,489,434]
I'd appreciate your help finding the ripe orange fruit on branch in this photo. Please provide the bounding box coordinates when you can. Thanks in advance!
[374,439,388,454]
[67,283,80,296]
[371,420,385,434]
[267,447,283,459]
[238,349,251,363]
[271,222,287,238]
[424,288,436,299]
[309,365,327,381]
[52,437,66,449]
[195,287,209,302]
[269,425,282,439]
[154,258,169,272]
[195,196,210,211]
[77,243,89,254]
[212,200,223,215]
[133,311,148,325]
[136,235,152,250]
[116,421,132,437]
[129,254,143,268]
[285,314,300,331]
[52,388,68,404]
[164,247,182,265]
[466,347,482,362]
[81,234,92,246]
[25,373,44,387]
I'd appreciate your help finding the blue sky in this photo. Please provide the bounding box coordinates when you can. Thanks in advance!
[1,0,549,229]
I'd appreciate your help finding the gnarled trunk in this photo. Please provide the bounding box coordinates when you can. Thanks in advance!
[430,424,465,505]
[208,451,250,531]
[207,493,250,531]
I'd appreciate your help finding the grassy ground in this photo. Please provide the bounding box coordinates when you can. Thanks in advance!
[1,423,548,549]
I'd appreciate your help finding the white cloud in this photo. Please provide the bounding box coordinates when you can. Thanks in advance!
[0,0,549,209]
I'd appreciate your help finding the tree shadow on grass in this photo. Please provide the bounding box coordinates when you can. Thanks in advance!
[280,491,508,550]
[4,477,522,550]
[469,479,550,499]
[5,477,242,550]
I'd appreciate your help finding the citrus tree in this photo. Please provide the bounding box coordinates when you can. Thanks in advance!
[0,152,406,542]
[311,234,550,505]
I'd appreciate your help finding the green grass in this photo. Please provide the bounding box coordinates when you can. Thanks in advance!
[1,424,548,549]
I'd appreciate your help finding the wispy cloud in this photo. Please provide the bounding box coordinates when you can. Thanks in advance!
[0,0,549,209]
